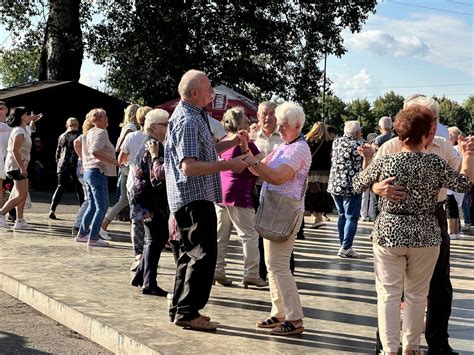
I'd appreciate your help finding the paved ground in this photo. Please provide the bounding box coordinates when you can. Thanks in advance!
[0,192,473,354]
[0,291,112,354]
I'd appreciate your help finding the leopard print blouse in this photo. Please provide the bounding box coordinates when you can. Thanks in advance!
[353,152,472,248]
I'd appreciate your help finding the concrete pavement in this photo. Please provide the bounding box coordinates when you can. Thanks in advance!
[1,196,473,354]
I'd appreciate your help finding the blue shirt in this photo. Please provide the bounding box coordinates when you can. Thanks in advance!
[164,101,222,213]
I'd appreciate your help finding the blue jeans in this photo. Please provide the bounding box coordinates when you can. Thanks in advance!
[461,188,472,224]
[80,169,109,240]
[332,194,362,250]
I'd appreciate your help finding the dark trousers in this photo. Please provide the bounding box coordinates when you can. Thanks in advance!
[131,211,169,289]
[253,184,295,280]
[170,200,217,322]
[375,202,453,353]
[50,168,84,212]
[425,203,453,350]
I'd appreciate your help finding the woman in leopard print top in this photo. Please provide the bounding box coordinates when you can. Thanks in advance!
[353,106,473,355]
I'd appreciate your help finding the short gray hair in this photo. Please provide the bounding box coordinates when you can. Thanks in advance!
[344,120,361,135]
[222,106,245,134]
[403,95,440,118]
[178,69,207,99]
[144,109,169,134]
[275,102,305,131]
[258,101,277,113]
[378,116,392,129]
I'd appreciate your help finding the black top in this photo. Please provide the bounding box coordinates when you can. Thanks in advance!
[307,139,332,172]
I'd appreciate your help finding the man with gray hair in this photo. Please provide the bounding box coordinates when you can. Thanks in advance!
[372,116,393,149]
[165,69,249,331]
[327,120,365,258]
[361,94,474,354]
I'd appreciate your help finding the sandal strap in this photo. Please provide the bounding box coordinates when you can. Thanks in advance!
[261,317,280,326]
[279,321,296,333]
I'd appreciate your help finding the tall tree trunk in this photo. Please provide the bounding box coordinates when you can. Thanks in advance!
[39,0,83,81]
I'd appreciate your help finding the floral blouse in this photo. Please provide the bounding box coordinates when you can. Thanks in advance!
[353,152,472,248]
[327,134,364,196]
[128,137,168,222]
[56,130,80,172]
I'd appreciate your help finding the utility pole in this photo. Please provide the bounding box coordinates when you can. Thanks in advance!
[321,51,327,123]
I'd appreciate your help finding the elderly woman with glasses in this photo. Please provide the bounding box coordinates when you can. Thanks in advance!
[129,109,171,296]
[75,108,120,247]
[243,102,310,336]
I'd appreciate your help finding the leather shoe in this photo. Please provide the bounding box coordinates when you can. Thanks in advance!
[242,277,268,289]
[142,286,168,297]
[213,274,232,286]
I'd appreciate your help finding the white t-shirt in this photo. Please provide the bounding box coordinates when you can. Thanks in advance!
[117,123,138,175]
[0,122,12,159]
[5,126,32,172]
[122,130,148,192]
[208,116,226,141]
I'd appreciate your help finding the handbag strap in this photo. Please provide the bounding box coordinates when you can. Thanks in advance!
[311,139,325,158]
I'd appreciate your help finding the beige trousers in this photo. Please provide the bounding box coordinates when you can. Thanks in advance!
[373,244,440,352]
[264,235,304,321]
[215,204,260,279]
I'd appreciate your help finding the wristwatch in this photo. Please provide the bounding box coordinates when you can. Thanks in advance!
[253,159,261,167]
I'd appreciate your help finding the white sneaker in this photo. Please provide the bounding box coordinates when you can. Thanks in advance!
[13,219,33,230]
[338,247,360,258]
[462,223,471,231]
[0,214,9,228]
[449,234,458,240]
[362,216,370,222]
[99,228,111,240]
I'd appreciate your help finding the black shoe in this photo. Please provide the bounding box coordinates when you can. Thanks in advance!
[49,211,57,220]
[296,233,305,240]
[142,286,168,297]
[427,345,459,355]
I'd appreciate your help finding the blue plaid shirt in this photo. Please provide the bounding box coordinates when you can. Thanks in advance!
[164,101,222,213]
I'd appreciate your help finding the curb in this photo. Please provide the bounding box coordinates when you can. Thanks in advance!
[1,273,160,355]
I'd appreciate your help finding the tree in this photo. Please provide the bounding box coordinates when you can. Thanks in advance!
[39,0,83,81]
[344,98,375,137]
[372,91,404,120]
[2,1,377,103]
[86,1,377,104]
[0,46,40,87]
[461,95,474,134]
[435,96,470,134]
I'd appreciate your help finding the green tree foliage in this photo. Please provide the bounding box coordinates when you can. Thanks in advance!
[435,96,471,134]
[344,98,375,137]
[372,91,404,120]
[461,96,474,134]
[86,1,377,104]
[0,46,40,87]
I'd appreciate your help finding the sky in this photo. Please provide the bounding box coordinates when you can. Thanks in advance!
[0,0,473,104]
[324,0,473,104]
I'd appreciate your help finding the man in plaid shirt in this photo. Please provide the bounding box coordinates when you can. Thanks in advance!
[165,70,249,331]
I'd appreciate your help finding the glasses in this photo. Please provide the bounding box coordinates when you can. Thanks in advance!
[156,122,168,127]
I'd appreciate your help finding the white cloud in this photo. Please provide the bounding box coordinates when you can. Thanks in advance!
[330,69,376,101]
[346,30,429,57]
[344,13,473,74]
[79,57,106,91]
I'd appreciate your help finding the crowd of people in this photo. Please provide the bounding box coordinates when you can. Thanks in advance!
[0,70,473,354]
